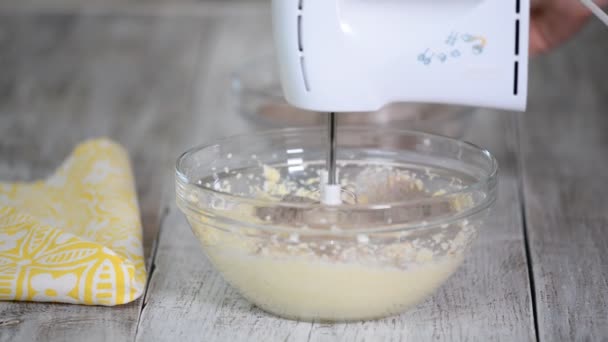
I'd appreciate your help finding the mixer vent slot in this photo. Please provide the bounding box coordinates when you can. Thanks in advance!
[300,56,311,92]
[513,0,520,96]
[297,1,310,91]
[515,19,520,56]
[298,15,303,52]
[513,61,519,95]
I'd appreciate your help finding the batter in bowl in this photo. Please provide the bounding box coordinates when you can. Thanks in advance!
[186,162,478,321]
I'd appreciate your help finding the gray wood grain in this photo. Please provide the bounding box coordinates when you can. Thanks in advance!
[3,1,606,340]
[0,0,267,17]
[521,20,608,341]
[136,10,535,341]
[0,12,203,342]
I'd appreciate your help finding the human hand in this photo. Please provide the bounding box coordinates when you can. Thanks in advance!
[530,0,608,54]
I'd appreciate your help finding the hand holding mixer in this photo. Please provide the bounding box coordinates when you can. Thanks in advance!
[272,0,531,205]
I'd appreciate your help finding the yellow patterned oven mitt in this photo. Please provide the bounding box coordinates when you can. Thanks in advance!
[0,139,146,306]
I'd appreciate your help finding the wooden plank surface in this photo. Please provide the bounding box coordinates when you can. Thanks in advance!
[0,12,203,342]
[0,1,606,341]
[0,0,268,17]
[521,20,608,341]
[136,10,535,341]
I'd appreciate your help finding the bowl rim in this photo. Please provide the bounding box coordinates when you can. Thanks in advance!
[176,126,498,230]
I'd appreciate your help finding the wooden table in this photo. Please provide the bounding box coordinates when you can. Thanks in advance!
[0,2,606,341]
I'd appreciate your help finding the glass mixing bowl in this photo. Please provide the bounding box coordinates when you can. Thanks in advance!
[231,55,474,138]
[176,127,497,322]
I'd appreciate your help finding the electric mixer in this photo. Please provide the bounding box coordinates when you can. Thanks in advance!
[272,0,531,204]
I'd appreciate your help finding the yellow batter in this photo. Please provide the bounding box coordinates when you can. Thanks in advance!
[203,241,463,321]
[181,164,475,321]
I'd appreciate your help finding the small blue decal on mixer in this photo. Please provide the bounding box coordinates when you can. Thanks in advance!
[419,31,486,65]
[445,31,459,46]
[417,49,433,65]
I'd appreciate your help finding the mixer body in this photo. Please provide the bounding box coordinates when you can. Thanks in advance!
[272,0,530,112]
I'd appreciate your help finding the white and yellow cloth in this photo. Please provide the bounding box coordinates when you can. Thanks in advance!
[0,139,146,306]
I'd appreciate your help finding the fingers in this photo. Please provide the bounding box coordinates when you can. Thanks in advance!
[529,22,551,55]
[530,0,549,10]
[529,4,591,55]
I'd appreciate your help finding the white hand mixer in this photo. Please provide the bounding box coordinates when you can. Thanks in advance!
[271,0,607,205]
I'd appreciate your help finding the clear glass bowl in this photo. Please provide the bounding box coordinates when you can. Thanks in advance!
[176,127,497,322]
[231,55,475,138]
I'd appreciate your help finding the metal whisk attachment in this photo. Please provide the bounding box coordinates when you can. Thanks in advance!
[321,112,343,205]
[327,112,338,186]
